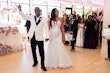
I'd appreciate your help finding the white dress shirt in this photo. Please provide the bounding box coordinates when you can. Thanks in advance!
[36,16,40,23]
[19,11,49,41]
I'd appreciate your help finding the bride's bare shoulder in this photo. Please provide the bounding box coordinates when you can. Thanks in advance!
[48,18,50,21]
[58,17,63,21]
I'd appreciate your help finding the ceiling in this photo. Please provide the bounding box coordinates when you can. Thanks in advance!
[34,0,104,6]
[57,0,104,6]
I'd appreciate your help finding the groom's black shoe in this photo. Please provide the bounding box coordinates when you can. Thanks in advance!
[32,62,38,67]
[41,66,47,71]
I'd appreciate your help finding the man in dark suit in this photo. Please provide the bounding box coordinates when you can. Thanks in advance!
[70,14,79,52]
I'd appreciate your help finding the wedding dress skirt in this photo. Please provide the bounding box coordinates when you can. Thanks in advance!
[45,21,72,68]
[76,24,85,47]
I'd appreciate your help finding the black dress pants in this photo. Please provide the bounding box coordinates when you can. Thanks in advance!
[71,40,75,50]
[30,35,45,67]
[107,40,110,58]
[71,30,77,50]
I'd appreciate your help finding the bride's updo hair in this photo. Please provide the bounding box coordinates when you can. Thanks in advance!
[50,8,56,28]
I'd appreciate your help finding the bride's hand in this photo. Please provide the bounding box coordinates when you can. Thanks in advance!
[45,38,49,42]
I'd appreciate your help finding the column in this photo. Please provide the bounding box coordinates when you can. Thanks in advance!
[101,0,110,54]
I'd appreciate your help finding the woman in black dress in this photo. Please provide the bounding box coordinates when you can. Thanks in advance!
[84,15,96,49]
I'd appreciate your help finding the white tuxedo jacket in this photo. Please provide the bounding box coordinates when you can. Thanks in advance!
[19,11,49,41]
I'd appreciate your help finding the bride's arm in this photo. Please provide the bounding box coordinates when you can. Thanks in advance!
[45,18,50,42]
[60,18,65,43]
[48,18,51,30]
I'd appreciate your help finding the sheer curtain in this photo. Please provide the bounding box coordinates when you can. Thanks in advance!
[101,0,110,54]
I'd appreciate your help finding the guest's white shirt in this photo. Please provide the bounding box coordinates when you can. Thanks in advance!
[102,28,110,40]
[19,11,49,41]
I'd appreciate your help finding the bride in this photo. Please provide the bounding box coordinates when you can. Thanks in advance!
[45,8,72,68]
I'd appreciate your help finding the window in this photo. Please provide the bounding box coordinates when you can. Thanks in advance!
[1,0,7,1]
[92,7,98,12]
[11,1,30,26]
[0,1,8,26]
[65,4,72,15]
[11,0,30,14]
[76,5,83,16]
[49,2,61,17]
[84,6,91,19]
[32,1,47,17]
[66,8,72,15]
[11,0,29,4]
[84,6,91,15]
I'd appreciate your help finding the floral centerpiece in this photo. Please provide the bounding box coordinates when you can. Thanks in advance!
[0,26,19,36]
[0,43,12,55]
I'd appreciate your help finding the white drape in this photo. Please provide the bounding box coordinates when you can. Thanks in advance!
[101,0,110,54]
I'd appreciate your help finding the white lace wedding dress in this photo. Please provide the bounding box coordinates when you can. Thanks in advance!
[76,23,85,47]
[45,20,72,68]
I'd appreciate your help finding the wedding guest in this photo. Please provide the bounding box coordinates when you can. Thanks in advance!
[76,18,85,47]
[84,15,96,49]
[70,14,79,52]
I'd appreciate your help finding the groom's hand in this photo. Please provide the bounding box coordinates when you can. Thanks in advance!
[45,38,49,42]
[18,5,22,11]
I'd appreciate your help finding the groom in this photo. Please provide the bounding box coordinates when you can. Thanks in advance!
[18,5,49,71]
